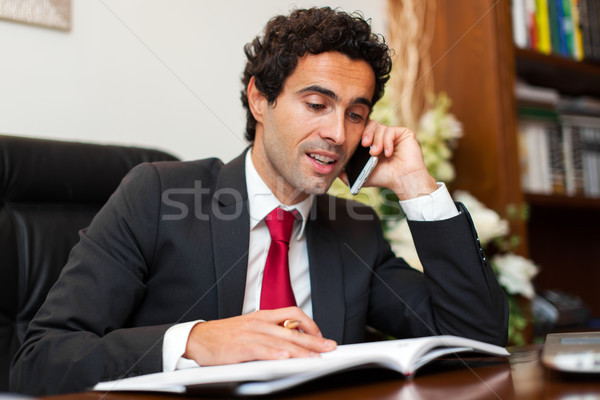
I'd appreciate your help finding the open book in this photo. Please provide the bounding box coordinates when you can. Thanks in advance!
[93,335,509,396]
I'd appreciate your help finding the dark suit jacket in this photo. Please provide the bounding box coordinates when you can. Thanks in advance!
[10,152,508,395]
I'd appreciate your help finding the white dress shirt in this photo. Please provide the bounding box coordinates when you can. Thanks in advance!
[162,150,459,371]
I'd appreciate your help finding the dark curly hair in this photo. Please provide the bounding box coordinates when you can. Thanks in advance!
[241,7,392,142]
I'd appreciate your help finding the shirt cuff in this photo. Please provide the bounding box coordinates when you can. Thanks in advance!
[398,182,459,221]
[162,320,203,371]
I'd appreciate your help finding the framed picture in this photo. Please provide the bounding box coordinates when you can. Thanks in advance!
[0,0,71,31]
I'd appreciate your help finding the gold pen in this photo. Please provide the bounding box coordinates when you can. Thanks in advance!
[283,319,300,330]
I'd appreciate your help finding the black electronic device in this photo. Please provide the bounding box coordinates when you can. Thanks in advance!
[345,145,378,195]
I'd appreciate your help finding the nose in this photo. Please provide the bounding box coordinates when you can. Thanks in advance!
[320,112,346,145]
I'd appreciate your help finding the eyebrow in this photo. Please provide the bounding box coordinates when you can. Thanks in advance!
[298,85,372,109]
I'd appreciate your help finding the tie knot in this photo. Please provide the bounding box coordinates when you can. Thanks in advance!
[265,208,296,244]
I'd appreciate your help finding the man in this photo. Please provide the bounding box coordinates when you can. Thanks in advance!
[10,7,507,395]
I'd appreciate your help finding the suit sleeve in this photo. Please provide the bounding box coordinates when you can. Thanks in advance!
[10,163,171,396]
[367,203,509,346]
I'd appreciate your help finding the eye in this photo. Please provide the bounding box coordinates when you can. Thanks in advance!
[306,103,326,111]
[347,112,365,123]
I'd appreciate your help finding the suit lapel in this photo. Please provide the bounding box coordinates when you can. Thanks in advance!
[210,151,250,319]
[306,197,346,343]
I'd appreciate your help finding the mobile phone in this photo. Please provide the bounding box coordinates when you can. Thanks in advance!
[345,146,378,195]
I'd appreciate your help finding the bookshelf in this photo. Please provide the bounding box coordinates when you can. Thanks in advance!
[427,0,600,316]
[525,193,600,209]
[515,49,600,97]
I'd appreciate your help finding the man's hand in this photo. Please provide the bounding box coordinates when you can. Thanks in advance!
[346,120,438,201]
[183,307,337,366]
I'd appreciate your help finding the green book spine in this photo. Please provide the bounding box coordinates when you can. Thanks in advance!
[562,0,575,57]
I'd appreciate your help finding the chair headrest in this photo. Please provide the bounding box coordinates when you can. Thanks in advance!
[0,135,178,203]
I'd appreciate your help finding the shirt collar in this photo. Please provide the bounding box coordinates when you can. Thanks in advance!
[245,150,313,240]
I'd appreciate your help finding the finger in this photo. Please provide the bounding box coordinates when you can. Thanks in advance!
[383,129,396,157]
[256,324,336,355]
[258,307,323,338]
[290,315,322,338]
[361,119,378,147]
[261,331,335,358]
[195,331,295,365]
[369,124,386,156]
[251,309,335,352]
[280,326,337,353]
[224,315,335,356]
[242,308,335,352]
[243,343,293,361]
[186,319,318,365]
[185,313,336,367]
[233,331,316,361]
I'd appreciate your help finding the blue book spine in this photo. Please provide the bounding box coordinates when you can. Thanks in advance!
[548,0,560,53]
[556,0,569,55]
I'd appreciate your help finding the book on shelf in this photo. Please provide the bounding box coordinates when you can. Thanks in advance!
[571,0,585,60]
[547,0,563,56]
[588,0,600,60]
[512,0,599,61]
[513,0,529,48]
[526,0,539,49]
[558,96,600,115]
[536,0,553,54]
[518,107,562,194]
[561,121,586,195]
[517,98,600,198]
[574,0,599,61]
[515,80,560,106]
[578,0,593,60]
[561,0,575,56]
[563,114,600,197]
[92,335,509,396]
[515,82,600,197]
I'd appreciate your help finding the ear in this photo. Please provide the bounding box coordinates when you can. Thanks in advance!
[247,76,268,125]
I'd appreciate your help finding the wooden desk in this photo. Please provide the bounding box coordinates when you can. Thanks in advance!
[42,345,600,400]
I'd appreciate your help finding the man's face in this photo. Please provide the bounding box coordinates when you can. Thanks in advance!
[251,51,375,204]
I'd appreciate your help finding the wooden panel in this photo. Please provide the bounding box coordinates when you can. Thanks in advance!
[429,0,527,253]
[430,0,501,208]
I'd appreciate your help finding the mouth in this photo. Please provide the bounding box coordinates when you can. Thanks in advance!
[307,152,337,166]
[305,151,340,176]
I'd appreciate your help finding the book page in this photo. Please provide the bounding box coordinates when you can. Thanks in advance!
[94,356,371,393]
[93,335,509,394]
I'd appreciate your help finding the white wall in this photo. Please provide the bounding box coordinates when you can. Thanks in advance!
[0,0,386,162]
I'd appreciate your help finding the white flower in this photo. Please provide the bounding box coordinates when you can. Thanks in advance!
[453,190,510,246]
[385,219,423,272]
[385,218,412,243]
[439,113,463,140]
[432,160,455,182]
[391,241,423,272]
[418,111,437,139]
[471,208,510,245]
[452,190,487,211]
[492,253,539,299]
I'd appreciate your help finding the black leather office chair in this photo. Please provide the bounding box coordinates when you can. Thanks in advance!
[0,135,178,391]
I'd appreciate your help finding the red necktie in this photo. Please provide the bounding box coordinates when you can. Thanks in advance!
[260,208,297,310]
